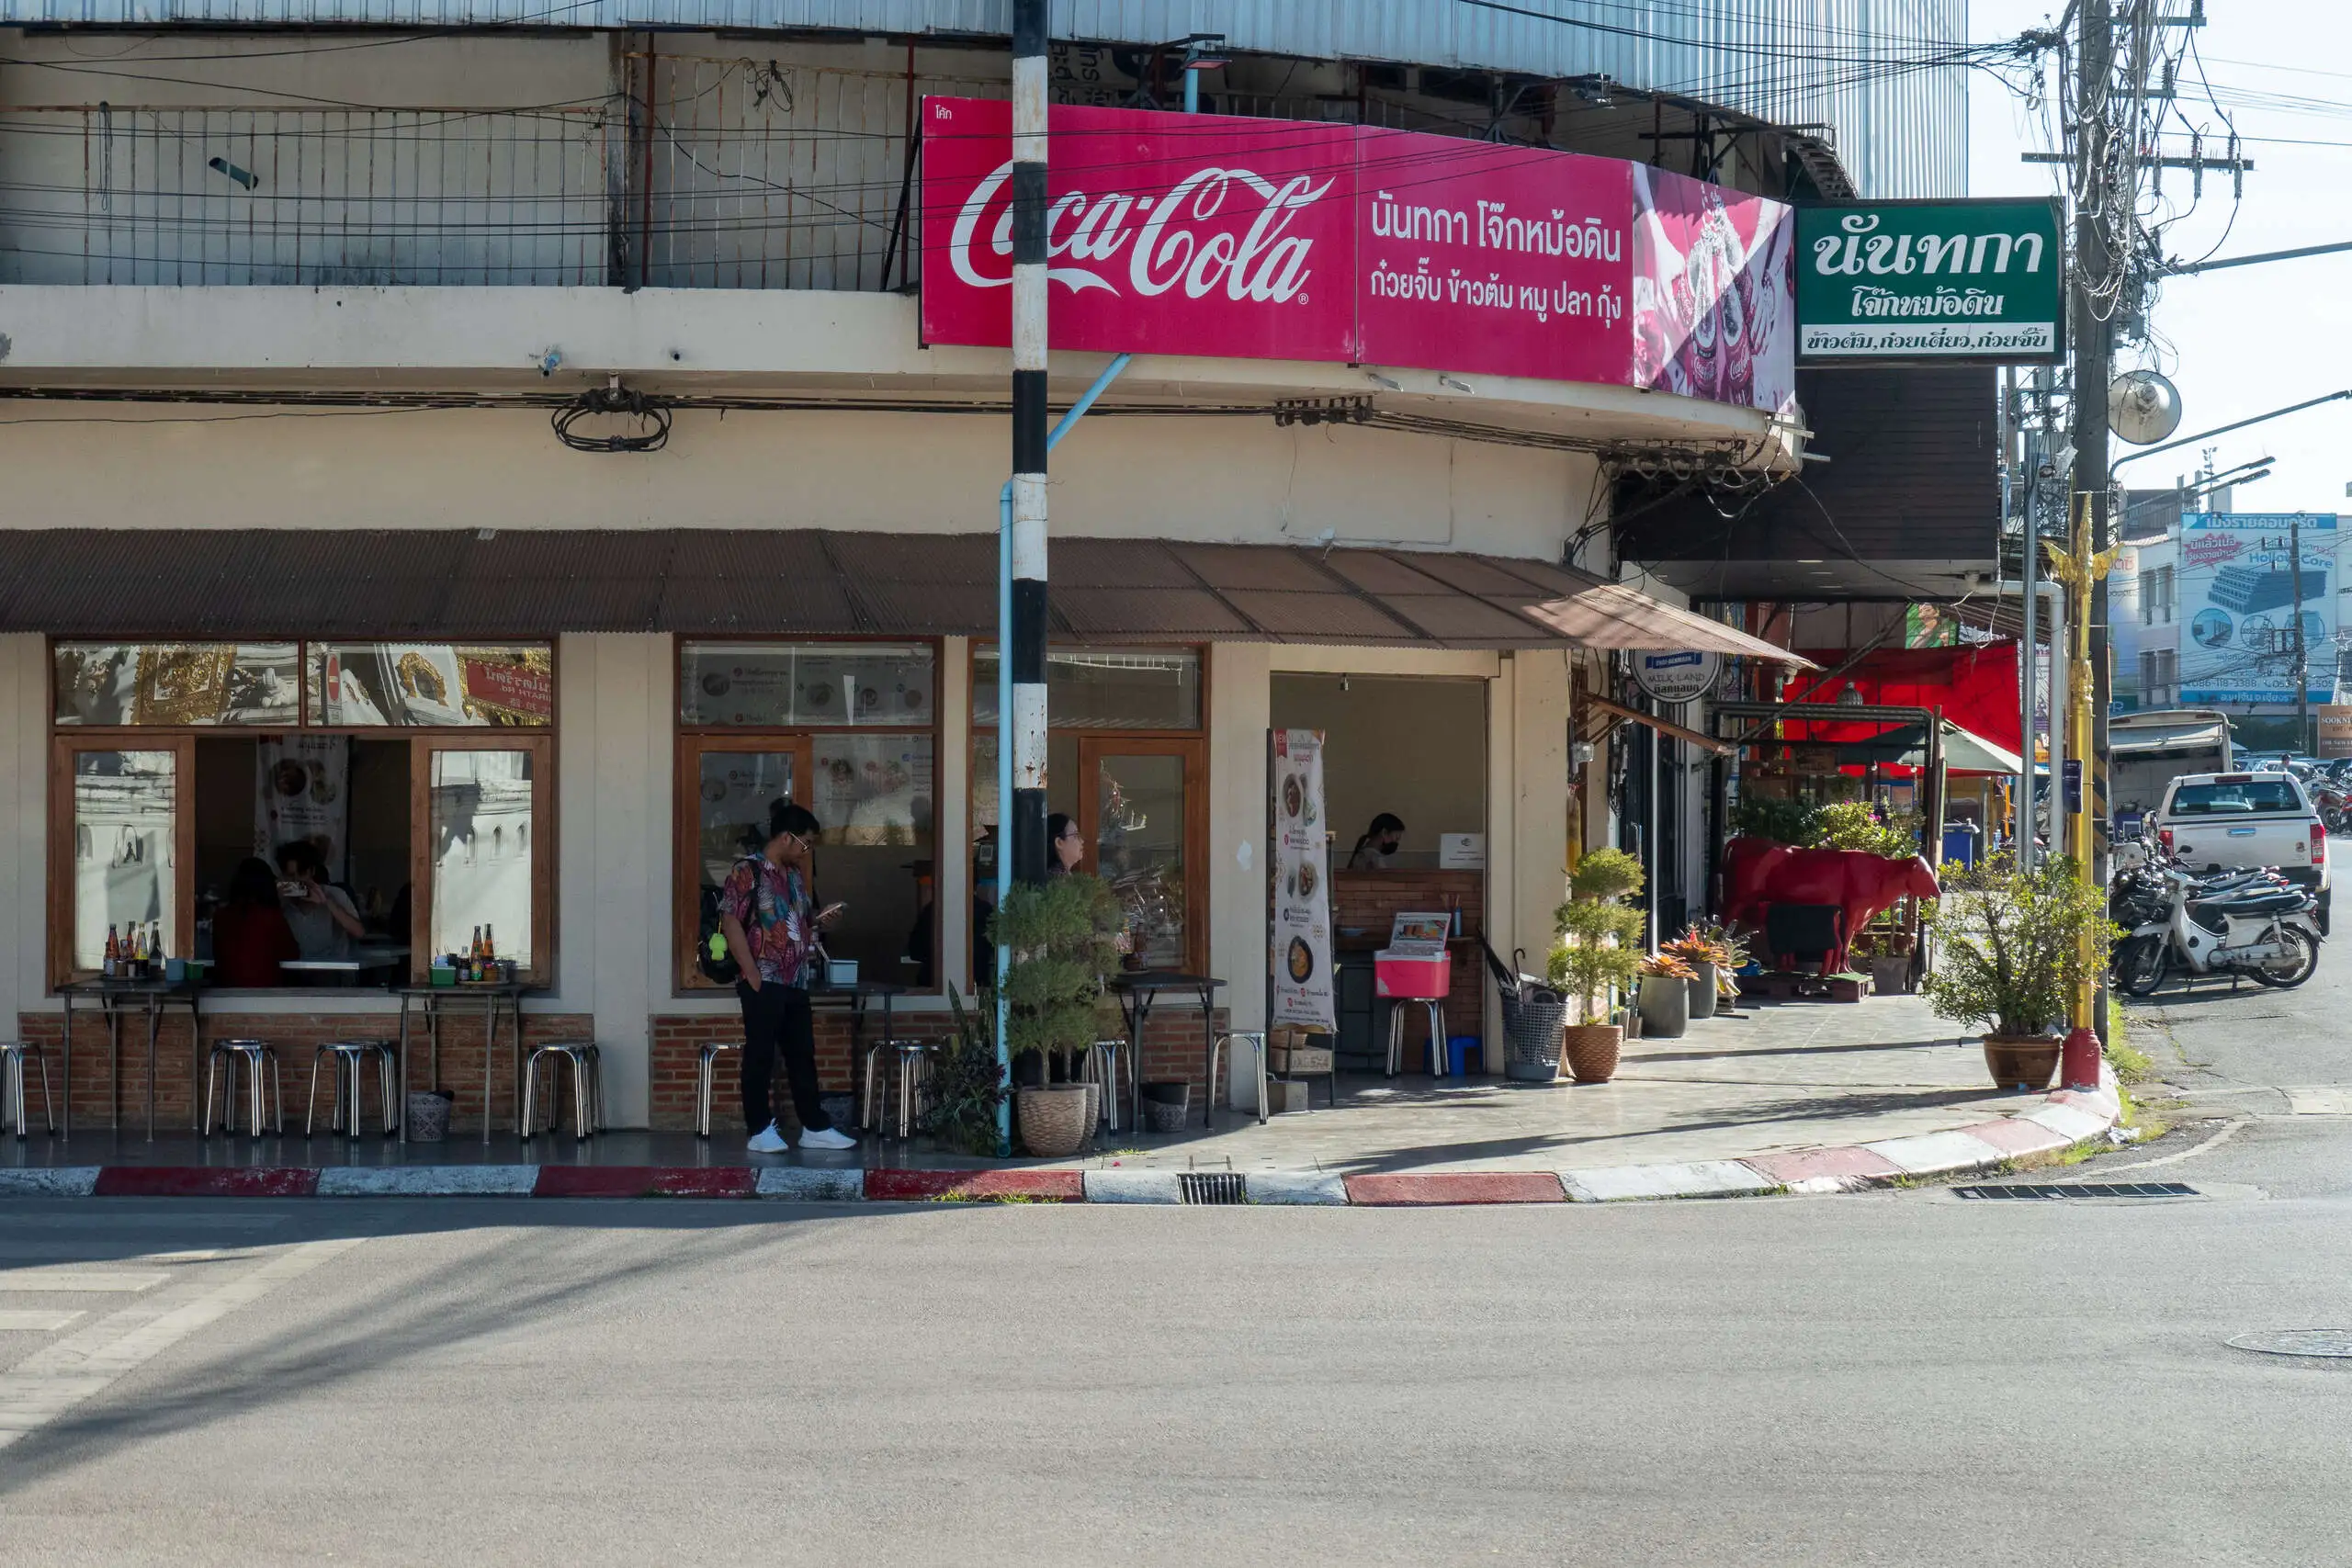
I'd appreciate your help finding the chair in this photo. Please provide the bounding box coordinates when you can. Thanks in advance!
[1385,998,1449,1078]
[861,1041,933,1139]
[522,1041,604,1143]
[695,1038,741,1138]
[0,1041,55,1138]
[1083,1038,1136,1132]
[306,1039,400,1139]
[1207,1032,1269,1126]
[204,1039,284,1136]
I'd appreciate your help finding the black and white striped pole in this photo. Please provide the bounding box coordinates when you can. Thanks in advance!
[1008,0,1050,892]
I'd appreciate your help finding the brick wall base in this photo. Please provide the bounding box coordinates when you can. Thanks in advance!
[23,1010,593,1136]
[650,1003,1234,1134]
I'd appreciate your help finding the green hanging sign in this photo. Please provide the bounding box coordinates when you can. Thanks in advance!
[1796,198,2065,364]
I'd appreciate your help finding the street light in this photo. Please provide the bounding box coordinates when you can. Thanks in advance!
[2109,389,2352,485]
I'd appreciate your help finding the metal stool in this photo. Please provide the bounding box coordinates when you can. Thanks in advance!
[0,1041,56,1138]
[695,1039,741,1138]
[1206,1032,1269,1126]
[204,1039,284,1136]
[859,1040,930,1138]
[521,1040,604,1142]
[306,1039,400,1139]
[1386,998,1449,1078]
[1082,1038,1136,1132]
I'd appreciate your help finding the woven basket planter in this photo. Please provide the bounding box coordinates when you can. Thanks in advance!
[1016,1085,1092,1157]
[1562,1024,1623,1084]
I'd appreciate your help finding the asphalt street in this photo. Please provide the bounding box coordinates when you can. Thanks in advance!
[0,917,2346,1566]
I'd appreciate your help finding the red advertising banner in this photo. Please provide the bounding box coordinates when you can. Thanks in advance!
[921,97,1795,414]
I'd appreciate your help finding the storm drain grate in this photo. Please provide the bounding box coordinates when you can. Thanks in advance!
[1178,1172,1250,1205]
[1951,1181,2198,1201]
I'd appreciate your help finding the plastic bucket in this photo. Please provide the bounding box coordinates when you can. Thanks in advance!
[1445,1036,1479,1077]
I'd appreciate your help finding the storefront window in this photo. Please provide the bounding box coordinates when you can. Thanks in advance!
[67,750,177,971]
[428,750,537,966]
[307,643,552,728]
[1094,748,1190,969]
[682,642,933,728]
[675,642,939,992]
[55,643,299,727]
[972,649,1199,729]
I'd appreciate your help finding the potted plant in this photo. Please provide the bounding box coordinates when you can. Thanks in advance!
[1918,855,2117,1090]
[1850,921,1917,996]
[1547,848,1646,1083]
[1661,927,1733,1021]
[1636,951,1695,1038]
[991,874,1124,1156]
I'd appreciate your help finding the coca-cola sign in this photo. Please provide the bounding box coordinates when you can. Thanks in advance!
[922,97,1795,412]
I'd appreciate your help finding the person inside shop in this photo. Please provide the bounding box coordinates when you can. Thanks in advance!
[1347,813,1407,870]
[276,840,366,961]
[720,798,856,1154]
[213,856,300,987]
[1046,813,1086,879]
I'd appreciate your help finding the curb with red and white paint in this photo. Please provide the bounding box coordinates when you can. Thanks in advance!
[0,1068,2121,1207]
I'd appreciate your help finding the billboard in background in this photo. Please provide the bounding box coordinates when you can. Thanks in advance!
[922,98,1794,413]
[2177,512,2340,706]
[1794,198,2064,363]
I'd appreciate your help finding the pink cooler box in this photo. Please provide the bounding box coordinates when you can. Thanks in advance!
[1374,950,1452,1000]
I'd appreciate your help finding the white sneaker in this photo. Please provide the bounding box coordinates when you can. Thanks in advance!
[798,1126,857,1151]
[746,1122,790,1155]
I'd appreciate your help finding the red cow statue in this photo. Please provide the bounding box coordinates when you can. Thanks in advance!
[1720,836,1940,973]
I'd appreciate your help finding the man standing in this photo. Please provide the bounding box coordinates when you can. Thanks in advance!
[720,800,856,1153]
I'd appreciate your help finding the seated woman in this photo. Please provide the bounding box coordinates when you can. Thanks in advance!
[212,857,300,987]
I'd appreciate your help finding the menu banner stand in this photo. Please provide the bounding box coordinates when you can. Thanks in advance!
[1270,729,1335,1033]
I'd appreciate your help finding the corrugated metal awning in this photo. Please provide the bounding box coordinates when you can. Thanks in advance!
[0,529,1808,660]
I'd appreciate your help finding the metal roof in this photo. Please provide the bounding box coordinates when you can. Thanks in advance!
[0,0,1968,197]
[0,527,1809,659]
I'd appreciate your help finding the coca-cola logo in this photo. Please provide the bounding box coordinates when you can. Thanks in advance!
[946,157,1333,303]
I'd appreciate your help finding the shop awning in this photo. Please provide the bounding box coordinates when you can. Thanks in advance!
[1845,720,2024,776]
[0,529,1811,660]
[2110,716,2229,756]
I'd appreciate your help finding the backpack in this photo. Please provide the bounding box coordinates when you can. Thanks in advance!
[695,862,758,986]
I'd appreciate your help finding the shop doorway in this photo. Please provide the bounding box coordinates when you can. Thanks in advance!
[1271,674,1487,1073]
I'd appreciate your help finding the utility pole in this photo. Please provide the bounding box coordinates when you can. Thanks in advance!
[1008,0,1050,890]
[2069,0,2118,1043]
[2291,512,2310,752]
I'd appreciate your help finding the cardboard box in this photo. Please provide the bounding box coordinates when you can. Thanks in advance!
[1271,1043,1335,1076]
[1267,1079,1313,1114]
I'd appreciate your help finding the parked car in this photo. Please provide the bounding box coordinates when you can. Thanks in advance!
[2152,771,2331,934]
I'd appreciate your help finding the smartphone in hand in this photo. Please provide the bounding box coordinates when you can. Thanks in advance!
[816,901,847,927]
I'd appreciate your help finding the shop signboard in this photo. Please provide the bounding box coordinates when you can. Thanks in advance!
[2319,705,2352,760]
[1795,198,2064,363]
[1632,649,1723,704]
[922,98,1794,413]
[1270,728,1335,1031]
[2177,513,2339,706]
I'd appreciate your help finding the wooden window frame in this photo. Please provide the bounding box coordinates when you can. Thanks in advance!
[672,637,944,998]
[966,643,1213,979]
[45,637,559,993]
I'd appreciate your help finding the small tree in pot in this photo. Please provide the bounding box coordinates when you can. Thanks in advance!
[1548,848,1646,1083]
[1919,854,2117,1090]
[992,874,1124,1156]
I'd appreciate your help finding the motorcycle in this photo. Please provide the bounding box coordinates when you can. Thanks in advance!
[2313,784,2350,836]
[2111,856,2324,996]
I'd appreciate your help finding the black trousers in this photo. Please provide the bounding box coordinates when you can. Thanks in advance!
[736,981,831,1134]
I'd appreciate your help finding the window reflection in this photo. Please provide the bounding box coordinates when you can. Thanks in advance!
[681,643,933,728]
[71,750,176,970]
[310,644,552,728]
[55,643,299,727]
[429,750,534,964]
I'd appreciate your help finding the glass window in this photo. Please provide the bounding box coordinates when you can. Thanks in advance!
[70,750,177,971]
[55,643,300,727]
[428,750,537,964]
[309,644,552,728]
[1092,750,1191,970]
[2166,779,2301,817]
[973,649,1200,730]
[681,643,934,728]
[808,735,936,988]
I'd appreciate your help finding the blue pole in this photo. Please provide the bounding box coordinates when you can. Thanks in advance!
[995,352,1131,1154]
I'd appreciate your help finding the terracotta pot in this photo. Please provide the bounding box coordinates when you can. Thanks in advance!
[1982,1035,2062,1092]
[1016,1085,1092,1157]
[1637,975,1690,1039]
[1687,961,1719,1021]
[1562,1023,1623,1084]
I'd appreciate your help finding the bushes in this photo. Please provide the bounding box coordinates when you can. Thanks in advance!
[1732,795,1924,858]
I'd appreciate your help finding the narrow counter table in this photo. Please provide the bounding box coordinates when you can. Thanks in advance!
[58,977,204,1140]
[1106,972,1227,1127]
[393,984,535,1145]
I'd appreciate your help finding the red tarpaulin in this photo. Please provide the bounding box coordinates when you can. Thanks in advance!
[1776,643,2021,755]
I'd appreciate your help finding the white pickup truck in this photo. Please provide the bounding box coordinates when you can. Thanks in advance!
[2152,771,2331,932]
